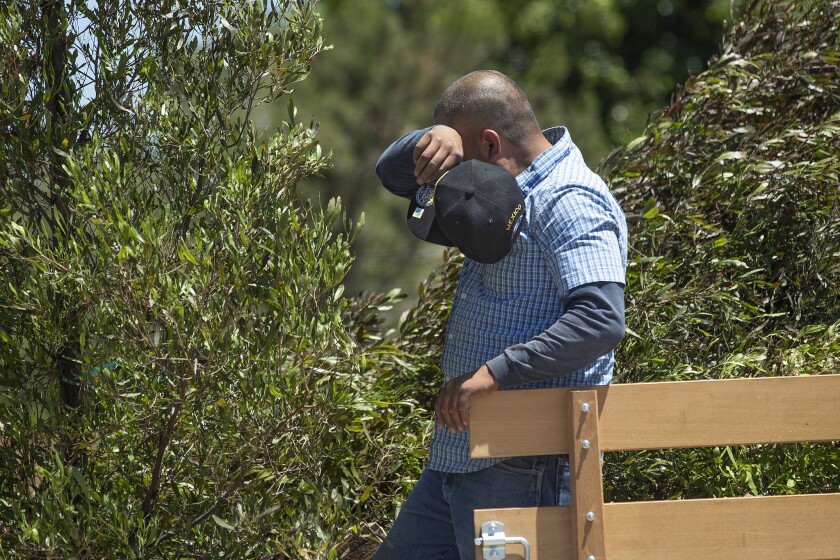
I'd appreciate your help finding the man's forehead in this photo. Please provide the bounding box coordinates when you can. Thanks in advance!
[435,116,477,136]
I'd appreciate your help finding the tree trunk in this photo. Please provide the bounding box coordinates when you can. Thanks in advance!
[42,0,82,411]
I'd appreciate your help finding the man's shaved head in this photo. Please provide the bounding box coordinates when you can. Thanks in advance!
[434,70,541,147]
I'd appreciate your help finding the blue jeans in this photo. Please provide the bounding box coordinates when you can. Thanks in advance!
[375,455,570,560]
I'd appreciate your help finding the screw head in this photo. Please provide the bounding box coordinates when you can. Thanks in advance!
[489,523,497,532]
[490,550,500,558]
[474,538,482,546]
[587,556,597,560]
[581,402,590,412]
[582,439,591,449]
[586,511,596,522]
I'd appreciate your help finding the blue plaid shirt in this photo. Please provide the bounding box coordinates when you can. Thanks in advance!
[429,126,628,473]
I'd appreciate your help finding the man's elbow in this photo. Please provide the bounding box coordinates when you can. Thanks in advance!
[375,154,388,184]
[604,312,625,352]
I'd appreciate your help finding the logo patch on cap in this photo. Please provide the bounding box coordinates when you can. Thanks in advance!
[415,184,435,207]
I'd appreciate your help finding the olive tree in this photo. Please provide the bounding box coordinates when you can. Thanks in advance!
[0,1,404,557]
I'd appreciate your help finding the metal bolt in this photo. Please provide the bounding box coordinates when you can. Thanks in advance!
[587,556,597,560]
[489,523,497,533]
[586,511,596,522]
[490,551,500,559]
[581,402,590,412]
[474,538,482,546]
[582,439,591,449]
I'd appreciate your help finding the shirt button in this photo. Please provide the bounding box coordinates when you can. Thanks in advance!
[460,293,467,300]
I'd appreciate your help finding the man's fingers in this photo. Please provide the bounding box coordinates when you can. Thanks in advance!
[419,157,441,179]
[415,148,442,184]
[447,386,466,432]
[435,381,464,434]
[429,153,462,183]
[413,126,464,184]
[434,387,452,432]
[444,382,468,433]
[456,392,471,431]
[412,131,436,179]
[434,367,497,434]
[412,131,433,163]
[442,383,460,434]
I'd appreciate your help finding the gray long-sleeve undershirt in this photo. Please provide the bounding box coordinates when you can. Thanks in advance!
[486,282,624,387]
[376,129,625,388]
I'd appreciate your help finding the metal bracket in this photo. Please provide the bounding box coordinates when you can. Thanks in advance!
[474,521,531,560]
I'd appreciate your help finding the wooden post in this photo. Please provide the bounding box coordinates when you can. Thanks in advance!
[568,390,606,560]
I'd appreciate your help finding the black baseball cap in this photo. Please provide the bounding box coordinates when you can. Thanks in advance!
[405,160,525,264]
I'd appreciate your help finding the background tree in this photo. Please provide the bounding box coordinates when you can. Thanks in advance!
[1,1,428,557]
[598,0,839,501]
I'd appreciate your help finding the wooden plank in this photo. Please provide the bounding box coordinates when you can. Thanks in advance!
[604,494,840,560]
[474,494,840,560]
[470,384,572,458]
[474,506,573,560]
[568,390,605,560]
[470,375,840,458]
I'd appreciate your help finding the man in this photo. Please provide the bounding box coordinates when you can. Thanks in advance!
[374,70,627,560]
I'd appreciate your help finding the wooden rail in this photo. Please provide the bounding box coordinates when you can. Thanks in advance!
[471,375,840,560]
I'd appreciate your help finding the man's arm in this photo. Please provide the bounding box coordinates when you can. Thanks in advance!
[486,281,625,387]
[376,128,428,197]
[493,184,627,387]
[434,281,624,433]
[375,126,463,194]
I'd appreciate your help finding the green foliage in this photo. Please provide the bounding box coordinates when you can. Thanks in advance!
[601,0,840,383]
[596,0,840,502]
[491,0,732,154]
[392,249,462,412]
[0,1,429,557]
[2,0,837,558]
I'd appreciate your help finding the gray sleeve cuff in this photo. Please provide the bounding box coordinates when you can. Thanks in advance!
[486,353,520,388]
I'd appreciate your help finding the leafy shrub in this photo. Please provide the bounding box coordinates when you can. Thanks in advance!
[0,2,429,558]
[598,0,840,501]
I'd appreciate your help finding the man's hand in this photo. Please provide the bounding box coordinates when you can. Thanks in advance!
[413,125,463,185]
[435,364,499,434]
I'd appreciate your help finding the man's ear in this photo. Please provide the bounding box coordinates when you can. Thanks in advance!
[480,129,502,162]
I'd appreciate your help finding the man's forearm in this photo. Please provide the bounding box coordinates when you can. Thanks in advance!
[486,282,625,387]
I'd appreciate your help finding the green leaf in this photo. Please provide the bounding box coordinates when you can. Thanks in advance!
[220,16,235,32]
[626,136,648,151]
[178,239,199,265]
[717,151,745,162]
[212,515,236,531]
[129,226,145,244]
[714,259,748,268]
[642,198,659,219]
[624,326,642,339]
[256,505,282,520]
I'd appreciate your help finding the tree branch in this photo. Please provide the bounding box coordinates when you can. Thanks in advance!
[141,368,188,519]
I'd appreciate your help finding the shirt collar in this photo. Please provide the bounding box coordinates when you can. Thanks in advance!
[516,126,572,195]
